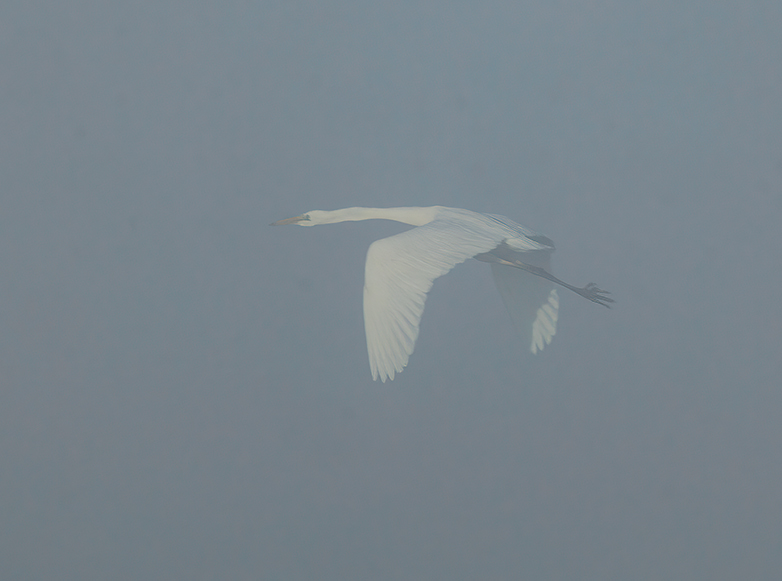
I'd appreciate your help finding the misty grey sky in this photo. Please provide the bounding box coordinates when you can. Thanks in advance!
[2,2,781,579]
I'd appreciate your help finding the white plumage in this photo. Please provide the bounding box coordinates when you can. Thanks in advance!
[273,206,611,381]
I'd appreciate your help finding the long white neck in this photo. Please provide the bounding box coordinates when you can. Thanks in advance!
[311,206,441,226]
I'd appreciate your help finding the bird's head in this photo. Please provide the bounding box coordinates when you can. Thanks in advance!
[270,210,332,226]
[271,212,312,226]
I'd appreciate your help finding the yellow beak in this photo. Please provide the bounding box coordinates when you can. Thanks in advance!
[270,215,306,226]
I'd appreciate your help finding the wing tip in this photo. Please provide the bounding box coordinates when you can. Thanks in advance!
[530,288,559,354]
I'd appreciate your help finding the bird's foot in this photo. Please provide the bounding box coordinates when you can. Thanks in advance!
[578,283,614,308]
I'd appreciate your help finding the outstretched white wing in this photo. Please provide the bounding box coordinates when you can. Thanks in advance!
[363,219,501,382]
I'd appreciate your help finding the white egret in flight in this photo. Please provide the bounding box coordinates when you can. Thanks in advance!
[273,206,612,382]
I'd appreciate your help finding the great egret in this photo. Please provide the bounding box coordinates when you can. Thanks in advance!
[273,206,612,382]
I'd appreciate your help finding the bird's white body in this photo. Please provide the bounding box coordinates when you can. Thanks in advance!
[273,206,610,382]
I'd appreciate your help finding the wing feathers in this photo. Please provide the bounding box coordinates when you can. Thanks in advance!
[489,262,559,355]
[531,289,559,354]
[363,220,501,381]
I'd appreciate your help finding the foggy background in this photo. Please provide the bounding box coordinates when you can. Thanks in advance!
[2,2,781,579]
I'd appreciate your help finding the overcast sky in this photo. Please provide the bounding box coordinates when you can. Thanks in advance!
[2,2,782,579]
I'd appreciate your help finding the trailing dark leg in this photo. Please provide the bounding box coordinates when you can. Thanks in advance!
[475,252,614,308]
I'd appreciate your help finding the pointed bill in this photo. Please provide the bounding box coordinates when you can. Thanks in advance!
[271,215,307,226]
